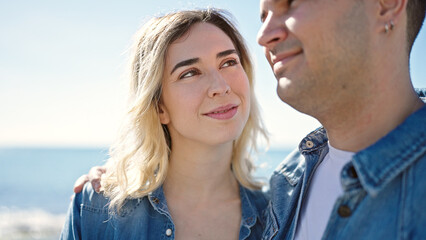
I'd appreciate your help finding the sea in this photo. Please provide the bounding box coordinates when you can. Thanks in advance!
[0,147,292,240]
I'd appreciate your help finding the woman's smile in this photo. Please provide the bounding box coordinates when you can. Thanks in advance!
[203,104,239,120]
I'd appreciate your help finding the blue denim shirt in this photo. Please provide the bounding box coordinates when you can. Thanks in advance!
[263,104,426,240]
[61,183,268,240]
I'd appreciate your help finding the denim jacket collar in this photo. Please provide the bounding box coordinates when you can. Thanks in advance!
[148,185,174,222]
[298,127,329,154]
[240,185,262,227]
[147,184,264,228]
[276,127,329,187]
[353,105,426,197]
[283,105,426,198]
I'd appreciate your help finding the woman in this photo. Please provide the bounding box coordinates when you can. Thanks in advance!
[61,8,268,240]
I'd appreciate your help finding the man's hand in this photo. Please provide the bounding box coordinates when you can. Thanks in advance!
[73,166,106,193]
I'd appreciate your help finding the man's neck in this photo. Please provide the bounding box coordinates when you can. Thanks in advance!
[320,25,425,152]
[319,79,424,152]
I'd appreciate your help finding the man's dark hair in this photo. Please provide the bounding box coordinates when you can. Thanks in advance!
[406,0,426,54]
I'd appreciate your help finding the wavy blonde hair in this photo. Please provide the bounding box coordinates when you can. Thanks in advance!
[101,8,268,212]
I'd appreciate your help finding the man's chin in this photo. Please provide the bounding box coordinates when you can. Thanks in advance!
[277,76,292,91]
[276,84,291,103]
[276,78,301,105]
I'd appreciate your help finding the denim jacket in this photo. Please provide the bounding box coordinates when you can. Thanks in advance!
[61,182,268,240]
[263,104,426,240]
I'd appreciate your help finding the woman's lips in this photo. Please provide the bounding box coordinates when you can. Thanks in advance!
[204,104,239,120]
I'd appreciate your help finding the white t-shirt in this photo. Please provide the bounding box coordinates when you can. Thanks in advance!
[294,142,355,240]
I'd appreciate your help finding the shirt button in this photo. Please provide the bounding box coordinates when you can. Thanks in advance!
[306,140,314,148]
[165,228,172,236]
[338,205,352,217]
[152,197,160,204]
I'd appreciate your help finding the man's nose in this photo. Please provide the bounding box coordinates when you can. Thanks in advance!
[257,12,288,49]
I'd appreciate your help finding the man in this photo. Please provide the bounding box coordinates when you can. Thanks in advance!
[256,0,425,239]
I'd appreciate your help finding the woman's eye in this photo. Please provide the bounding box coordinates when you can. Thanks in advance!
[179,69,200,79]
[221,59,238,68]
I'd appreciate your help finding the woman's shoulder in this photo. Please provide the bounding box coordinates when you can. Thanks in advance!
[65,184,166,238]
[76,183,155,217]
[74,183,110,214]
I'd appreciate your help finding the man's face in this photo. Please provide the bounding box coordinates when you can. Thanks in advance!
[257,0,371,116]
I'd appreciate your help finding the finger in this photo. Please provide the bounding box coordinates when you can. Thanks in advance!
[89,166,106,181]
[89,166,106,193]
[98,166,106,174]
[73,175,89,193]
[93,180,101,193]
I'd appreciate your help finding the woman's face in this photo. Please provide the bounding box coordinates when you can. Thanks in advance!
[159,22,250,147]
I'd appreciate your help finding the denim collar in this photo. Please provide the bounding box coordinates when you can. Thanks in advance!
[148,185,174,222]
[353,105,426,196]
[147,184,263,227]
[239,185,262,227]
[295,105,426,197]
[298,127,328,154]
[278,127,328,186]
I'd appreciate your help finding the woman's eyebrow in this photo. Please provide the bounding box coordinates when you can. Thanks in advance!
[170,58,199,75]
[217,49,237,59]
[170,49,238,75]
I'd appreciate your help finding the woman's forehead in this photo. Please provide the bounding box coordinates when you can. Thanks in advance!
[166,23,236,64]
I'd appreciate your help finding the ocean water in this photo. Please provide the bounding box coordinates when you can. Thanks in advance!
[0,147,291,240]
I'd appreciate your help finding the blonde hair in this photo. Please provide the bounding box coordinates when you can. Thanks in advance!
[101,8,268,212]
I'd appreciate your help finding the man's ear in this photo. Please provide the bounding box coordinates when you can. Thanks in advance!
[158,102,170,125]
[377,0,407,22]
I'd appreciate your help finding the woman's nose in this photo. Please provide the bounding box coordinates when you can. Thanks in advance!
[207,71,231,98]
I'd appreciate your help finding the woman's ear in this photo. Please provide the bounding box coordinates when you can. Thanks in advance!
[158,102,170,125]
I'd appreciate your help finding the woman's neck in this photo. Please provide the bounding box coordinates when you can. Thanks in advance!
[163,141,239,205]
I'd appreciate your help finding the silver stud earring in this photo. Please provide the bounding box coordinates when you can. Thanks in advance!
[385,20,395,34]
[385,23,389,33]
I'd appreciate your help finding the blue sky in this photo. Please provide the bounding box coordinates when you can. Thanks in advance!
[0,0,425,148]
